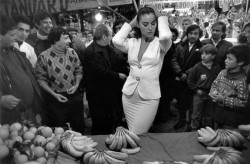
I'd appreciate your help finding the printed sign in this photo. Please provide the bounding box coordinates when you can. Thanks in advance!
[108,0,132,6]
[0,0,107,17]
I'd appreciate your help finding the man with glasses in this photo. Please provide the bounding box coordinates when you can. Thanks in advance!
[26,10,53,56]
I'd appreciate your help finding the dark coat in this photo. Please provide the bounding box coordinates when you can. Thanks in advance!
[160,42,176,88]
[171,39,203,77]
[26,33,51,56]
[187,62,221,94]
[202,39,233,69]
[0,47,44,124]
[83,41,121,104]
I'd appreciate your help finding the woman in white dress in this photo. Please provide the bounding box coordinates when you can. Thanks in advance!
[112,5,172,134]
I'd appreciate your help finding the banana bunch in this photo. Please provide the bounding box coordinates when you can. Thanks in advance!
[105,127,140,154]
[238,125,250,140]
[193,146,245,164]
[83,149,128,164]
[197,127,245,148]
[60,130,97,158]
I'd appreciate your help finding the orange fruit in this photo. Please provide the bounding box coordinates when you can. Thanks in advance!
[54,127,64,135]
[0,127,9,140]
[55,134,61,142]
[34,135,46,147]
[13,150,21,158]
[10,122,22,132]
[41,127,53,138]
[3,139,15,149]
[33,146,45,158]
[14,154,28,164]
[30,144,35,150]
[23,126,28,132]
[50,138,59,146]
[2,124,10,129]
[45,142,56,152]
[29,127,37,134]
[0,145,9,159]
[36,157,47,164]
[37,126,45,131]
[23,131,35,140]
[10,131,19,139]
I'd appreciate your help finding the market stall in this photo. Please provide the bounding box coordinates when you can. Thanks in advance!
[1,123,249,164]
[91,132,250,164]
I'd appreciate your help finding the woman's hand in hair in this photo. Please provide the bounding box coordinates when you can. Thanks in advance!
[129,16,137,28]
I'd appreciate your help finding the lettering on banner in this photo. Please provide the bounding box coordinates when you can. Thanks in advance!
[1,0,70,17]
[219,0,242,8]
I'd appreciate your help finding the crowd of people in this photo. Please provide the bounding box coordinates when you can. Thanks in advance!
[0,5,250,135]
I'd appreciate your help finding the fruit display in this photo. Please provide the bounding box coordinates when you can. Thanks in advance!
[193,146,245,164]
[105,127,140,154]
[83,148,128,164]
[238,125,250,140]
[0,122,64,163]
[197,127,245,148]
[60,130,97,158]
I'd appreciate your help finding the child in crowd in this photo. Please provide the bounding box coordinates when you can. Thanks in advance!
[209,45,249,129]
[187,44,221,130]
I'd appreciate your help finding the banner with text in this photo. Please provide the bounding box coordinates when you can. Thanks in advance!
[0,0,109,17]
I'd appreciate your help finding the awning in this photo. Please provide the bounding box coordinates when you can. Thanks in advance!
[0,0,111,17]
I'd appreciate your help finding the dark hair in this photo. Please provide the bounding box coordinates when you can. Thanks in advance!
[33,10,53,27]
[0,15,17,35]
[170,27,178,37]
[204,22,209,28]
[67,27,78,32]
[186,24,203,37]
[93,24,110,41]
[48,27,69,45]
[227,45,250,67]
[237,33,248,44]
[113,19,126,34]
[211,21,226,39]
[242,21,250,31]
[13,16,31,27]
[200,44,217,55]
[133,6,158,39]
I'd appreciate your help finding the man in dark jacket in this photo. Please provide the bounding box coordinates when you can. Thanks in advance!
[171,24,203,130]
[202,21,233,69]
[0,15,44,125]
[26,10,53,56]
[83,24,127,135]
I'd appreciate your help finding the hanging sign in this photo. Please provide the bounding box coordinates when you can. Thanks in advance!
[0,0,109,17]
[107,0,132,6]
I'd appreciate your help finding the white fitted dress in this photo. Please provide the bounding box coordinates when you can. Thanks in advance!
[112,16,172,134]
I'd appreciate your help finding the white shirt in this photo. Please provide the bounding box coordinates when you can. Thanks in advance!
[14,41,37,67]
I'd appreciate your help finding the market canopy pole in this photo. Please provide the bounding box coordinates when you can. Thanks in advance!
[247,0,249,13]
[97,0,129,22]
[132,0,139,13]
